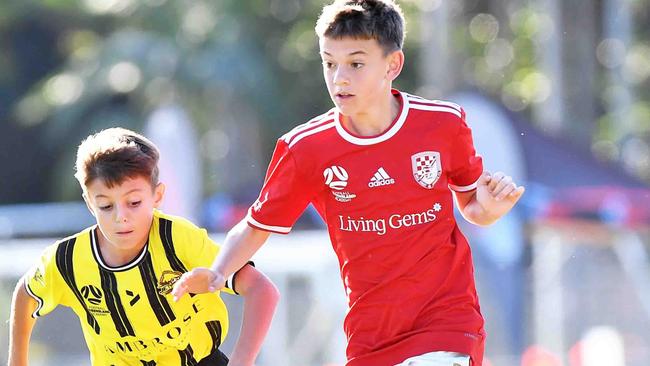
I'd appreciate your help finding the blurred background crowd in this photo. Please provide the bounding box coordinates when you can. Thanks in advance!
[1,0,650,365]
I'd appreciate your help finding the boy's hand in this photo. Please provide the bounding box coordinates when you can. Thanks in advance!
[476,171,525,216]
[171,268,225,302]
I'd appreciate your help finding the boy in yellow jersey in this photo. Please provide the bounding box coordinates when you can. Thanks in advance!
[8,127,279,366]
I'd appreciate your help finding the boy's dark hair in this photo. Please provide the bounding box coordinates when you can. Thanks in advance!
[315,0,406,54]
[75,127,160,191]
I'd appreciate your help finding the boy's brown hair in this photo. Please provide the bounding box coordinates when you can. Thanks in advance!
[315,0,406,54]
[74,127,160,191]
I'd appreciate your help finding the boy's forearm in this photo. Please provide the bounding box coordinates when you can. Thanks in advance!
[229,276,279,366]
[8,279,38,366]
[210,219,270,278]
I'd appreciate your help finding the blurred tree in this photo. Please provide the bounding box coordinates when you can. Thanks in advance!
[1,0,421,204]
[3,0,648,206]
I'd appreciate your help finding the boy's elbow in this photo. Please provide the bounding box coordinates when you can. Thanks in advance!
[259,277,280,306]
[241,272,280,306]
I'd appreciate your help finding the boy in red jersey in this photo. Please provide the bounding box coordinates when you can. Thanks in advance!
[173,1,524,365]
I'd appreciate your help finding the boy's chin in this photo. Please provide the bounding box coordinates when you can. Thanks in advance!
[333,103,355,116]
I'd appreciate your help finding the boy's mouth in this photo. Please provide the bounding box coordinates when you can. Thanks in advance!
[336,92,355,100]
[116,230,134,235]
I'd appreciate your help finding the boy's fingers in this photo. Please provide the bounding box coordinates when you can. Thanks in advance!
[171,283,185,302]
[171,274,192,300]
[508,186,525,200]
[495,183,514,200]
[479,171,491,185]
[493,178,514,200]
[487,174,499,191]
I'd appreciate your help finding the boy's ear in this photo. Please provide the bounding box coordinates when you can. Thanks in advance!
[153,183,165,208]
[386,49,405,81]
[82,192,96,218]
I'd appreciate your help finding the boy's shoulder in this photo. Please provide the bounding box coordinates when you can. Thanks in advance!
[153,209,196,226]
[402,91,464,119]
[51,226,94,249]
[34,226,94,267]
[279,107,338,148]
[151,209,205,237]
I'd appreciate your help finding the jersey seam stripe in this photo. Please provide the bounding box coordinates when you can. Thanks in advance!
[100,268,136,336]
[179,344,197,366]
[283,111,336,142]
[283,116,334,142]
[409,100,461,113]
[285,118,335,145]
[288,121,337,148]
[159,218,188,273]
[292,109,334,131]
[246,214,291,234]
[139,254,176,326]
[409,104,462,118]
[205,320,223,352]
[55,238,101,334]
[405,95,462,112]
[24,281,44,318]
[408,97,461,108]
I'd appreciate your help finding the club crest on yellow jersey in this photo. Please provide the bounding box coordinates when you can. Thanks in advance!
[157,270,183,295]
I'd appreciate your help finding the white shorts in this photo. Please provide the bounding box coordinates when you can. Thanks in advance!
[395,351,471,366]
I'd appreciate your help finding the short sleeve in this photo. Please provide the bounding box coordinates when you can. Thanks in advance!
[23,244,67,318]
[447,109,483,192]
[247,139,316,234]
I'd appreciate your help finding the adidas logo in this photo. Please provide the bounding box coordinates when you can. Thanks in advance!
[368,167,395,188]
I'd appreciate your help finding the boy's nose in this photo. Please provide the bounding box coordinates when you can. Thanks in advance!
[333,70,349,86]
[114,208,128,223]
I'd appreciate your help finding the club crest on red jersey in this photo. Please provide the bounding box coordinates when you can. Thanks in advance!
[411,151,442,189]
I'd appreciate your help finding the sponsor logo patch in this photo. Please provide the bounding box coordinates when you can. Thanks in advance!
[368,167,395,188]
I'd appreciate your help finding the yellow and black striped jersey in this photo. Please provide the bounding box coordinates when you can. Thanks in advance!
[24,209,241,366]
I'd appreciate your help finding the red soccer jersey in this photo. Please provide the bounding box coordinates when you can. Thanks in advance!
[247,89,486,366]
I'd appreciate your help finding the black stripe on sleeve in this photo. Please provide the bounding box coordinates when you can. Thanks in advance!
[229,261,255,295]
[140,361,156,366]
[139,253,176,326]
[99,269,136,337]
[205,320,222,353]
[159,218,188,273]
[55,238,101,334]
[178,344,198,366]
[23,281,44,318]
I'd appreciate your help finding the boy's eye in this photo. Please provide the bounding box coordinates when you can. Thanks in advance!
[351,62,363,69]
[130,201,141,207]
[323,61,335,69]
[99,205,112,211]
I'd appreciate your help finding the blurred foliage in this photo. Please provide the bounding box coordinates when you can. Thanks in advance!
[1,0,649,205]
[0,0,422,203]
[455,0,650,182]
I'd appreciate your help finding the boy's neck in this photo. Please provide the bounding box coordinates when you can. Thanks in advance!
[341,91,401,137]
[96,228,148,267]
